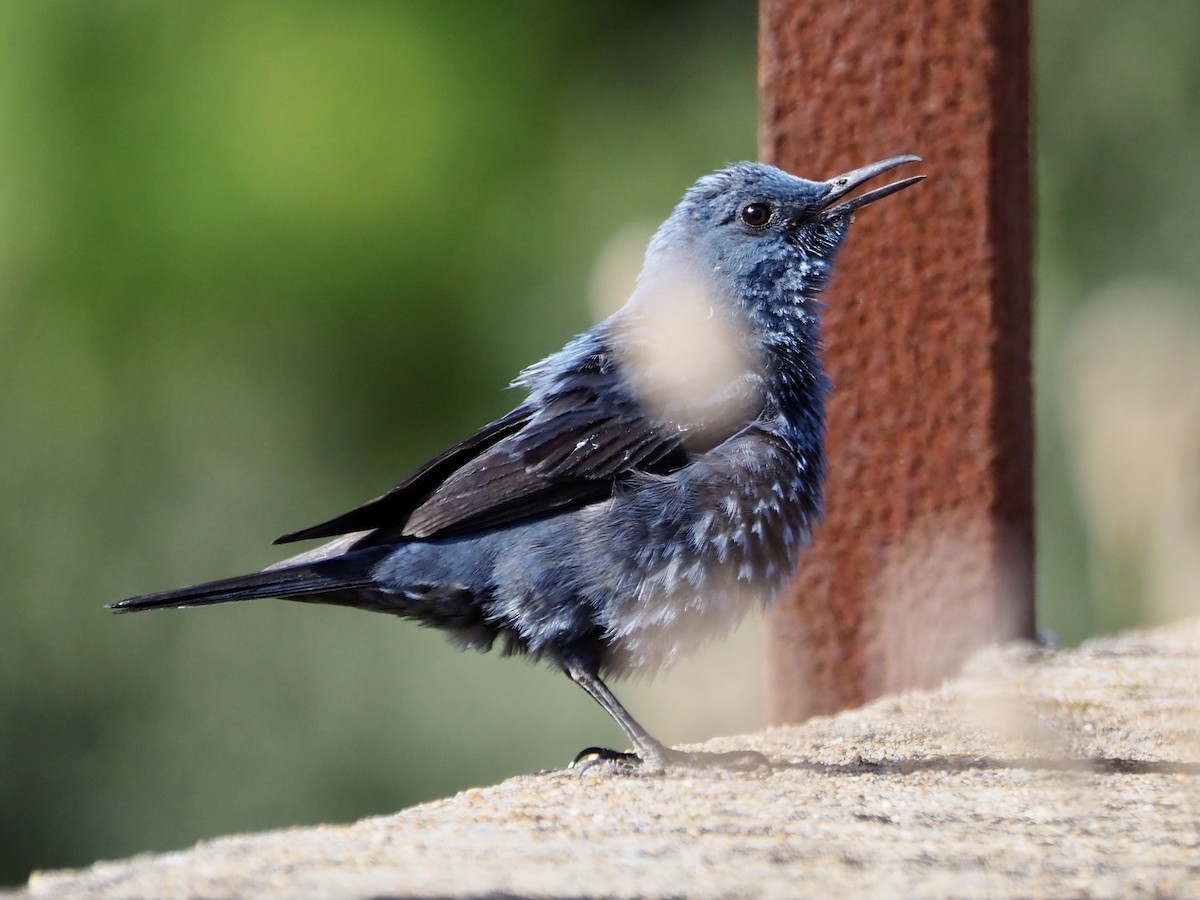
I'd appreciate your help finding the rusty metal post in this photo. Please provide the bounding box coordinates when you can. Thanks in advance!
[759,0,1035,721]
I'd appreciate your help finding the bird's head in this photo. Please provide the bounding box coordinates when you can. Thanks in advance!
[613,156,921,435]
[655,155,924,320]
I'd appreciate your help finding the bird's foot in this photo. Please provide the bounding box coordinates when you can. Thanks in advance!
[570,744,771,776]
[570,746,641,773]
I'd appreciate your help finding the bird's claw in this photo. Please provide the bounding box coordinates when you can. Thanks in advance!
[570,745,772,776]
[570,746,641,773]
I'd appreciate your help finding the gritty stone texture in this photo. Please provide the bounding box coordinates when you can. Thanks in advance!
[17,622,1200,899]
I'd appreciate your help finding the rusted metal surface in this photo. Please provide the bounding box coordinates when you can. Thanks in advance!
[759,0,1035,721]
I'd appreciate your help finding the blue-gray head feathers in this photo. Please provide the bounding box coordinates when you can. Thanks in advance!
[642,157,922,336]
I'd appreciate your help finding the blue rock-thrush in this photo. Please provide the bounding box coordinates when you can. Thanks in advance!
[111,156,923,773]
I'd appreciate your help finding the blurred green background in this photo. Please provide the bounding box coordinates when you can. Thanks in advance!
[3,1,1200,885]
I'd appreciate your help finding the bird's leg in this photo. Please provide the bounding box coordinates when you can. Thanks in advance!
[564,663,771,775]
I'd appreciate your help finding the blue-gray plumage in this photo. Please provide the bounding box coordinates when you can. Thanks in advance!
[110,156,922,773]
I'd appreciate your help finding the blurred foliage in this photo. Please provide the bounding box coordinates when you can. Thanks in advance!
[1034,2,1200,641]
[1,0,1197,885]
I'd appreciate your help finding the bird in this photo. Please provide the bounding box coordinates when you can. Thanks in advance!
[110,155,923,774]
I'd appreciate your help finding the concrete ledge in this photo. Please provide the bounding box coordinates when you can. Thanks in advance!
[18,622,1200,899]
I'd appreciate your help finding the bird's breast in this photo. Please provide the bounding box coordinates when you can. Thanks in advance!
[593,429,822,674]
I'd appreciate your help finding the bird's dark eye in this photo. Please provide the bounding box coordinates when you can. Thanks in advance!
[739,202,773,228]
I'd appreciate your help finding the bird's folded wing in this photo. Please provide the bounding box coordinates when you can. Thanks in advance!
[274,352,701,547]
[273,405,532,544]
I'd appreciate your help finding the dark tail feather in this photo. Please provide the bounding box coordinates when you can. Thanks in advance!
[108,549,387,613]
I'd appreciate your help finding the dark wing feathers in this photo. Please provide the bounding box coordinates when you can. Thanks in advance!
[517,409,681,478]
[276,345,736,548]
[393,405,684,541]
[274,405,532,544]
[525,421,632,476]
[397,453,610,539]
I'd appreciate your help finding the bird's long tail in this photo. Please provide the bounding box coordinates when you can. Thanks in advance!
[108,548,389,613]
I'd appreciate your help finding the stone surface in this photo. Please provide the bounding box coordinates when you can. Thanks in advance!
[16,622,1200,899]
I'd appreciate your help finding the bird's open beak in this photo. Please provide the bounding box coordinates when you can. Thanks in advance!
[817,155,924,220]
